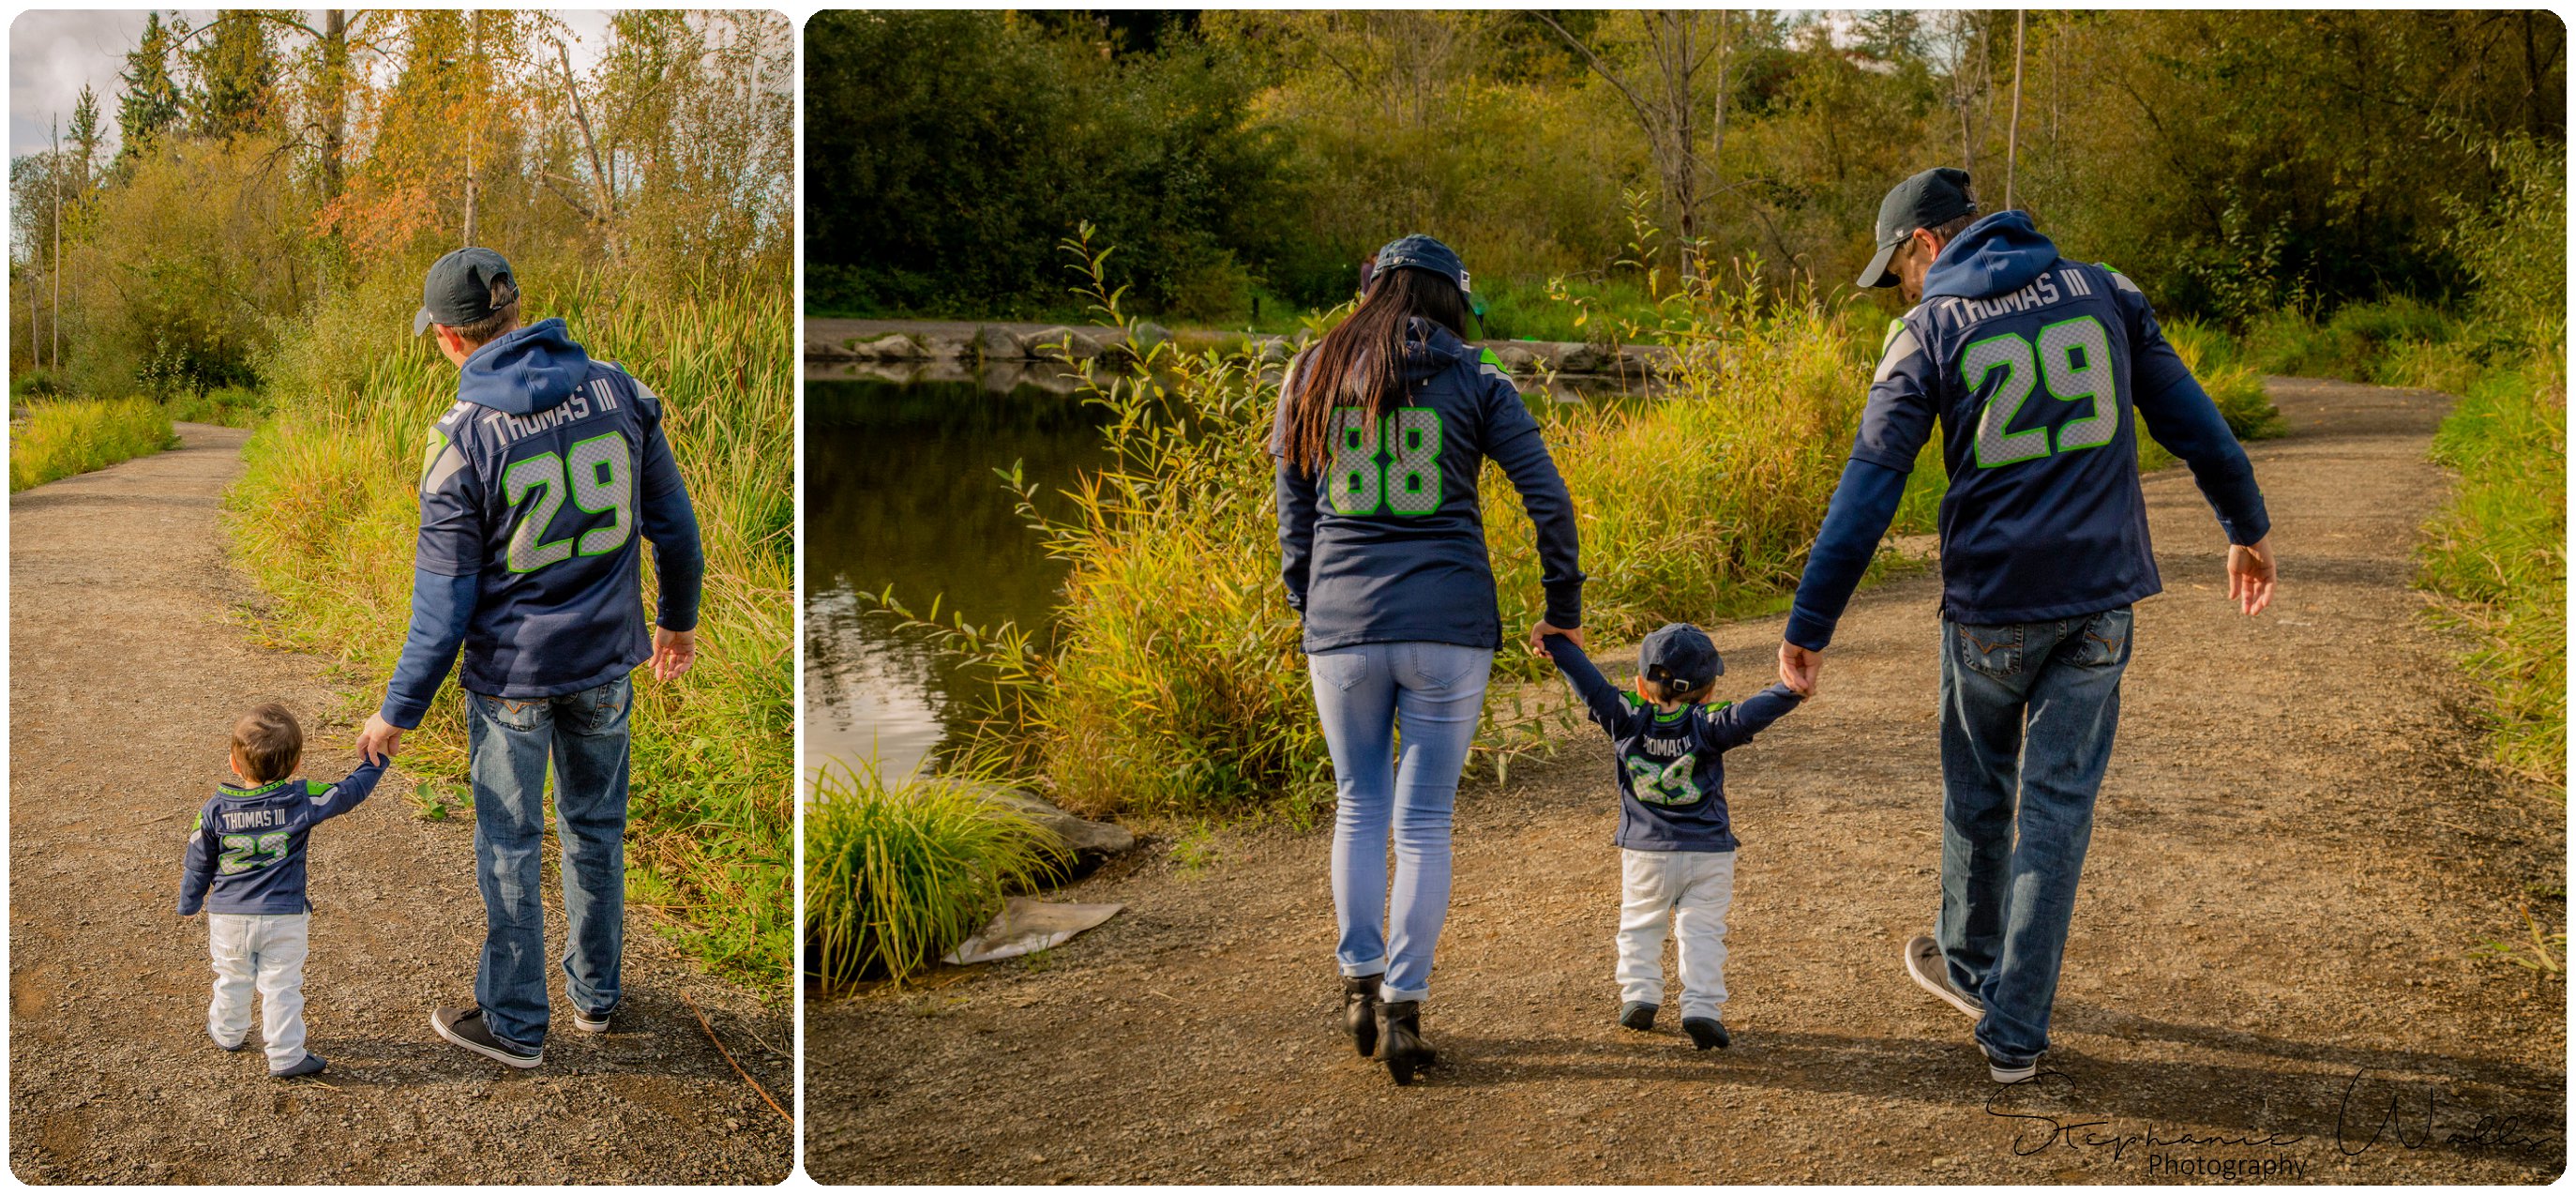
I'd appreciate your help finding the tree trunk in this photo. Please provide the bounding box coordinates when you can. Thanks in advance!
[320,9,347,202]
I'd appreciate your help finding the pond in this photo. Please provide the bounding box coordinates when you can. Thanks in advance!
[800,358,1657,784]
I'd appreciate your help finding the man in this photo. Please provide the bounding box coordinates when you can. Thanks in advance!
[356,247,705,1068]
[1780,168,2277,1082]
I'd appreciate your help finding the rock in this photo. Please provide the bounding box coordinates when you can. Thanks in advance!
[1127,321,1173,351]
[1551,341,1612,374]
[1027,326,1105,361]
[969,325,1028,360]
[1487,343,1543,373]
[915,332,972,361]
[934,779,1136,863]
[846,333,925,361]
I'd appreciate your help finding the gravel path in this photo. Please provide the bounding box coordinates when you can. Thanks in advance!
[9,424,791,1184]
[808,377,2564,1184]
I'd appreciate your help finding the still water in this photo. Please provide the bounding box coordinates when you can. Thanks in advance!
[801,360,1654,782]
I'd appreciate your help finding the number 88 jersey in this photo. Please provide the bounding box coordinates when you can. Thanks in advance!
[414,320,688,700]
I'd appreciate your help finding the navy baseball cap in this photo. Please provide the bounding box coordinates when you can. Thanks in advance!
[1858,167,1976,289]
[1639,623,1724,694]
[414,247,521,336]
[1367,234,1471,297]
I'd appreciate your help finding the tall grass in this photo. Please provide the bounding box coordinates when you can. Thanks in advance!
[225,272,794,989]
[8,397,178,492]
[805,757,1067,989]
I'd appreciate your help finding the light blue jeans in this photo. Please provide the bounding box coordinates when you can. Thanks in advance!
[1309,641,1493,1004]
[467,675,633,1051]
[1936,606,2132,1067]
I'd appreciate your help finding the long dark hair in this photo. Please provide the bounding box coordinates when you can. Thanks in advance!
[1280,265,1471,476]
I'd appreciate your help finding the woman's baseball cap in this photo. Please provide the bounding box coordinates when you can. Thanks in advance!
[1367,234,1471,297]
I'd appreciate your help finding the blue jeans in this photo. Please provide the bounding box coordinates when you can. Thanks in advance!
[1309,642,1493,1004]
[467,675,633,1050]
[1937,606,2132,1067]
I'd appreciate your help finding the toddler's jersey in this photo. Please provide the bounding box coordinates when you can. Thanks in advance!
[1546,637,1800,852]
[178,760,386,915]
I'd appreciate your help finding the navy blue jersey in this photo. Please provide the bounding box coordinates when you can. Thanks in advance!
[1546,637,1800,852]
[1273,319,1584,653]
[414,319,691,699]
[1848,213,2267,626]
[178,761,386,915]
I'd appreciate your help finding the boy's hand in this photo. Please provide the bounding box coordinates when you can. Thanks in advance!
[357,713,405,765]
[1777,641,1823,697]
[1528,621,1582,658]
[2227,536,2277,616]
[653,627,697,682]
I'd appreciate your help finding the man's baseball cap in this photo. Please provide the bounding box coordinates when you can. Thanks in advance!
[1858,167,1976,289]
[1367,234,1471,297]
[414,247,521,337]
[1639,623,1724,696]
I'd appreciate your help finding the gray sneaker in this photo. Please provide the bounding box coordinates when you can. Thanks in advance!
[1904,934,1985,1021]
[1981,1040,2039,1083]
[431,1006,543,1068]
[270,1052,326,1079]
[570,1004,615,1034]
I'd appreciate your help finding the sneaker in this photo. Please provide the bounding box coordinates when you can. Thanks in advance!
[570,1005,615,1034]
[270,1052,326,1079]
[430,1006,543,1068]
[1981,1040,2038,1083]
[1904,934,1985,1021]
[1617,1001,1658,1032]
[209,1030,246,1053]
[1681,1017,1730,1051]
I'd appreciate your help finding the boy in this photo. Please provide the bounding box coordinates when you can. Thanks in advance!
[178,703,386,1078]
[1541,624,1802,1049]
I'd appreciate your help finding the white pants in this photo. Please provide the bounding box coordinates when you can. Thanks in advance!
[1616,848,1735,1021]
[207,913,309,1071]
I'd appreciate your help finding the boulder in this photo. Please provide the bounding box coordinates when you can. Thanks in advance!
[970,325,1029,361]
[1127,321,1174,352]
[939,779,1137,864]
[846,333,926,361]
[1488,342,1544,373]
[1552,341,1613,374]
[1027,325,1105,361]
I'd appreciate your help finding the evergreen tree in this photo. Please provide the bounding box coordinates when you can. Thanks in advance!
[67,85,103,195]
[114,13,183,166]
[187,10,281,140]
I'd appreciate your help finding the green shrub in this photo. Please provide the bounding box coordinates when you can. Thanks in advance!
[167,386,269,429]
[804,757,1067,989]
[8,397,178,492]
[2420,353,2565,782]
[2164,316,2285,441]
[227,272,795,988]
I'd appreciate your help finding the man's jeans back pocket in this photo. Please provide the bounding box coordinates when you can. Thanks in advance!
[564,677,633,737]
[1951,621,2025,680]
[475,693,550,734]
[2063,607,2133,669]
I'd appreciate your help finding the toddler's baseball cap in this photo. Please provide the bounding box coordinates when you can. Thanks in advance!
[1639,623,1724,695]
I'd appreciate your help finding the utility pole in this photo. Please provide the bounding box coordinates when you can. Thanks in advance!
[51,113,62,371]
[2004,11,2026,211]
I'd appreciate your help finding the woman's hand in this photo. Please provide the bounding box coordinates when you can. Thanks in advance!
[1528,621,1583,658]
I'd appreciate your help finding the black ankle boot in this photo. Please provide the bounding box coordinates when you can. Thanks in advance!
[1377,1000,1436,1085]
[1341,975,1381,1058]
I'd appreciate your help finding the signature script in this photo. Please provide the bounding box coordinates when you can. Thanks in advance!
[2335,1068,2567,1157]
[1983,1071,2303,1161]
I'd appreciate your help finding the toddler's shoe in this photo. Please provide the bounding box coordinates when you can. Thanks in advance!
[270,1052,326,1079]
[1681,1017,1730,1051]
[209,1029,245,1053]
[1617,1001,1658,1032]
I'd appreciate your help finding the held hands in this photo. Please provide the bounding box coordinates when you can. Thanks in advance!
[1776,642,1822,698]
[653,627,698,682]
[357,713,405,765]
[1528,620,1583,658]
[2226,536,2278,616]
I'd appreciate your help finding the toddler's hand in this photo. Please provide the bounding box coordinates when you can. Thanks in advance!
[1528,621,1581,658]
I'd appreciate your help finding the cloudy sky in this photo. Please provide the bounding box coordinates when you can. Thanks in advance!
[9,9,617,159]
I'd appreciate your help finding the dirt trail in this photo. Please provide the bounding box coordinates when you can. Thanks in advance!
[8,424,791,1184]
[809,378,2565,1184]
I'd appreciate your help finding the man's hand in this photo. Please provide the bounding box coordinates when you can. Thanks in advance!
[1777,641,1824,697]
[357,713,405,765]
[653,627,698,682]
[2226,536,2278,616]
[1528,620,1583,658]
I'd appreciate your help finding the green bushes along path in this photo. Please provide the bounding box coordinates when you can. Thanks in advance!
[8,398,178,492]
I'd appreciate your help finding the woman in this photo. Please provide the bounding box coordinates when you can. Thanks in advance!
[1273,234,1585,1085]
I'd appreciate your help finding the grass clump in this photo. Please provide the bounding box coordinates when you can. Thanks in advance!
[804,757,1066,989]
[225,270,794,989]
[8,397,178,492]
[168,386,270,429]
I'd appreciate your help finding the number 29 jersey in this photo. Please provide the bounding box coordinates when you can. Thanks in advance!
[414,320,687,699]
[1854,237,2221,627]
